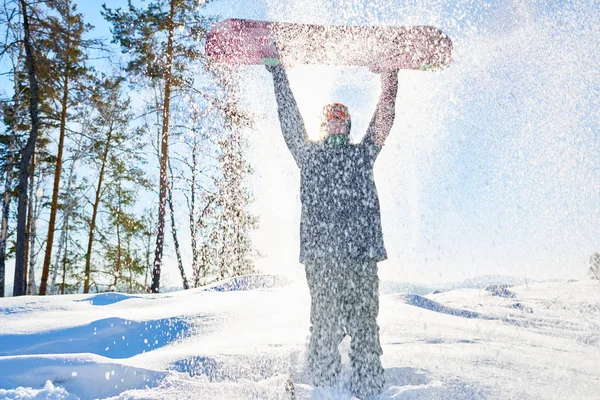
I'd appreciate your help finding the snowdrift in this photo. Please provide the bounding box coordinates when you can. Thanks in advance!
[1,274,599,399]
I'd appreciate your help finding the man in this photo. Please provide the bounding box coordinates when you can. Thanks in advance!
[266,63,398,399]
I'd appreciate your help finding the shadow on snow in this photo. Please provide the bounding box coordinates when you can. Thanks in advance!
[75,292,142,306]
[0,316,196,359]
[0,355,165,400]
[399,294,483,319]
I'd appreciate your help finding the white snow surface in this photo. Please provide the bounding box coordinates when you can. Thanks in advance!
[1,274,599,399]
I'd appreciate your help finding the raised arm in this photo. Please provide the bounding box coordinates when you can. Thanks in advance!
[362,70,399,152]
[266,64,310,167]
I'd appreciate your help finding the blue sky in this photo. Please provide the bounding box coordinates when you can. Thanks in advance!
[3,0,599,289]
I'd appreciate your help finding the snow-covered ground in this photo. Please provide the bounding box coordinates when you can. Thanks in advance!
[1,275,599,399]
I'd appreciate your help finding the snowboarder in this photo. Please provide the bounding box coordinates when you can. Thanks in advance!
[266,63,398,399]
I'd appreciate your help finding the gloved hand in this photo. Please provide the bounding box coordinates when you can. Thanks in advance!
[264,58,281,73]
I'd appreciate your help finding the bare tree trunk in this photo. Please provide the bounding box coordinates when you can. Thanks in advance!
[40,73,70,295]
[26,178,39,296]
[193,199,213,286]
[144,216,152,291]
[168,163,189,290]
[14,0,41,297]
[23,153,34,292]
[50,130,84,294]
[26,164,43,295]
[114,189,122,290]
[0,136,14,298]
[200,244,208,285]
[0,147,12,298]
[188,138,200,288]
[127,236,133,293]
[51,211,68,294]
[83,122,114,293]
[0,43,24,297]
[150,0,176,294]
[60,218,68,294]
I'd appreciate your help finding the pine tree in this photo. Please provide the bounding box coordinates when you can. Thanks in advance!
[12,0,42,296]
[170,99,216,288]
[206,66,259,280]
[167,160,189,289]
[212,128,259,279]
[140,208,157,290]
[82,76,146,293]
[102,160,149,293]
[0,110,16,297]
[0,18,25,297]
[49,108,89,294]
[22,125,54,295]
[3,0,69,296]
[164,66,261,284]
[103,0,214,293]
[38,0,96,295]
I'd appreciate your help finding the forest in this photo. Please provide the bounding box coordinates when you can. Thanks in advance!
[0,0,259,297]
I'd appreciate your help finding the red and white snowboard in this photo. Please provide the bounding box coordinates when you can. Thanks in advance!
[206,18,453,72]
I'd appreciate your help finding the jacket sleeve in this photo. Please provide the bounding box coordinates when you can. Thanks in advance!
[361,70,399,159]
[267,65,310,167]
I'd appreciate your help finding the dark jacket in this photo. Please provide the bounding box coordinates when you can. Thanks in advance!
[269,66,397,263]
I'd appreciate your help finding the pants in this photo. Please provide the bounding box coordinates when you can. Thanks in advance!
[304,259,385,399]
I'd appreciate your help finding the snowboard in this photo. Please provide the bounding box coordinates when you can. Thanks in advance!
[206,18,453,72]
